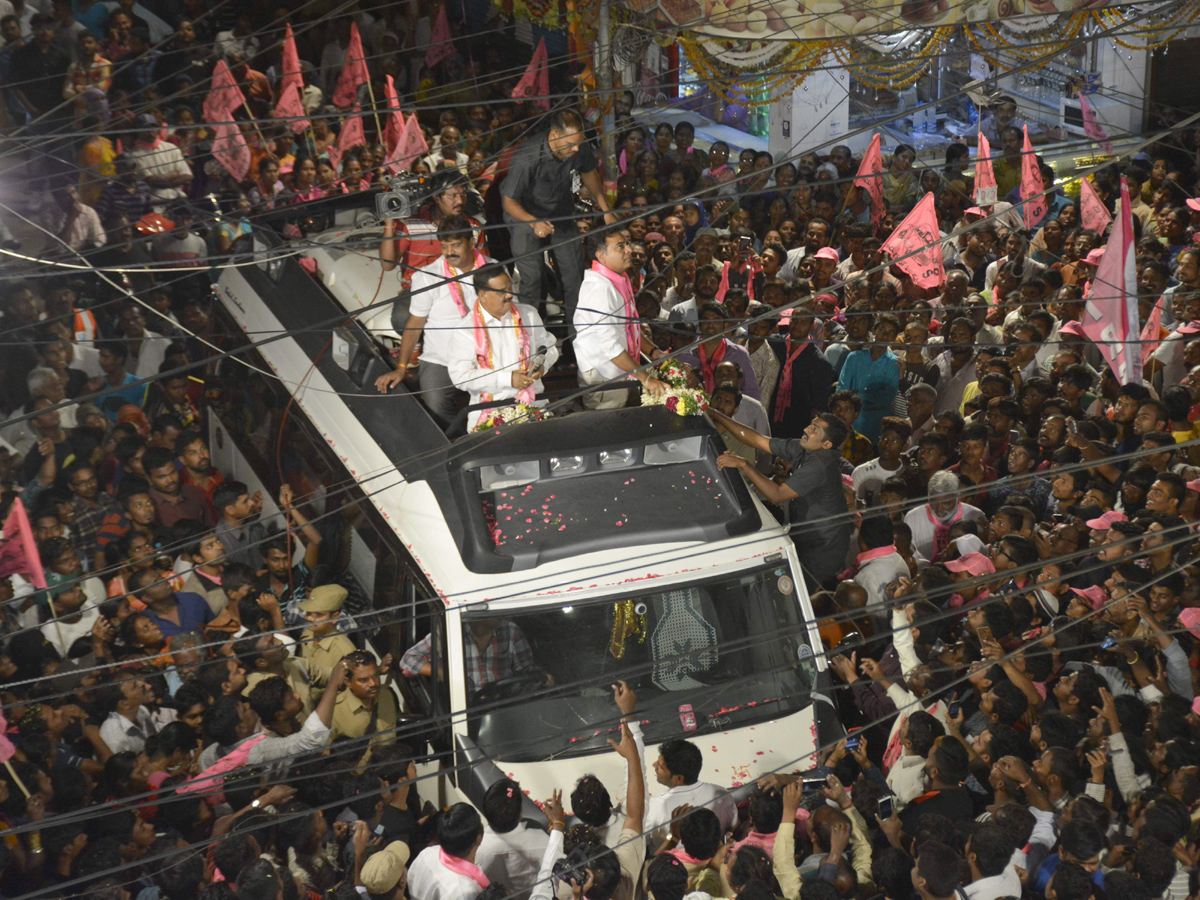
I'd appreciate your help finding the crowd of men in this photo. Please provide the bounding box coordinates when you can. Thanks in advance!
[4,1,1200,900]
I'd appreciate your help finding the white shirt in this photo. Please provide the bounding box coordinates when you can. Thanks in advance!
[41,606,100,657]
[903,502,986,561]
[778,246,814,283]
[645,781,737,842]
[447,302,558,430]
[574,269,636,381]
[854,551,909,623]
[1153,327,1192,387]
[422,150,470,176]
[476,822,550,897]
[124,141,192,203]
[99,705,159,754]
[851,458,903,505]
[130,328,170,380]
[962,865,1022,900]
[409,258,479,367]
[408,845,487,900]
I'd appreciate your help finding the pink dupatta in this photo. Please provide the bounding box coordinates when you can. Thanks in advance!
[591,261,640,359]
[473,299,534,404]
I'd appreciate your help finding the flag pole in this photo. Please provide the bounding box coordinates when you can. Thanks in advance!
[365,78,385,148]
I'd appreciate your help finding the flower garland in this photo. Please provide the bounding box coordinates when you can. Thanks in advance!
[472,403,547,432]
[640,361,711,417]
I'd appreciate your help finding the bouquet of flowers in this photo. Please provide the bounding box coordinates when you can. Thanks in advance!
[473,403,546,432]
[640,361,709,417]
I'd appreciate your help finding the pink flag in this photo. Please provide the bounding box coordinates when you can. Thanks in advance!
[280,23,304,99]
[1078,92,1114,156]
[1018,125,1047,231]
[852,133,884,226]
[1141,296,1164,366]
[510,37,550,111]
[273,83,310,134]
[383,75,404,153]
[974,132,997,207]
[880,192,945,290]
[211,119,251,182]
[331,22,369,108]
[386,113,429,174]
[202,59,247,125]
[338,104,366,155]
[1079,176,1112,234]
[1081,178,1141,385]
[0,499,46,589]
[425,6,456,69]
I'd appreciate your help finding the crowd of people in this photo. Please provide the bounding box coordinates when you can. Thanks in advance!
[5,1,1200,900]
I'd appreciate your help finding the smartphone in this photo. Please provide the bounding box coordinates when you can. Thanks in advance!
[1101,637,1117,650]
[878,796,894,820]
[845,735,860,751]
[948,701,962,719]
[373,824,386,837]
[976,625,994,645]
[801,777,827,792]
[738,235,752,253]
[1068,419,1079,435]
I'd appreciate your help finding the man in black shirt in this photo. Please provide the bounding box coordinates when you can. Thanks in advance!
[501,109,615,326]
[714,410,852,589]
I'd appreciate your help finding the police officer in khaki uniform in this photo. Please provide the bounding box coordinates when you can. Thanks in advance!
[331,650,399,748]
[298,584,357,681]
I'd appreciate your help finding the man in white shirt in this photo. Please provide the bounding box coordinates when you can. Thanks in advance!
[644,738,737,843]
[124,113,192,207]
[904,470,986,562]
[446,265,558,431]
[852,515,909,628]
[98,676,160,754]
[375,215,484,426]
[40,583,100,657]
[475,779,549,898]
[574,228,667,409]
[423,126,470,176]
[408,804,489,900]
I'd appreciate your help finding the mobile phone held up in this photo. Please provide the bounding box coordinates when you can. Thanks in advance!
[878,796,894,820]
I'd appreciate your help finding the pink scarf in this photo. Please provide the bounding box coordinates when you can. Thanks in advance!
[178,733,268,800]
[439,849,490,889]
[473,299,534,405]
[716,259,759,304]
[927,503,962,562]
[696,339,727,393]
[592,261,640,359]
[773,339,810,421]
[444,251,486,316]
[669,847,712,867]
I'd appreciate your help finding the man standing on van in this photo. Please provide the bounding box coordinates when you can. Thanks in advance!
[375,215,487,427]
[502,109,615,326]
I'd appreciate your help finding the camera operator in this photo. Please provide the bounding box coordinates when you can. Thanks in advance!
[379,169,487,290]
[532,718,645,900]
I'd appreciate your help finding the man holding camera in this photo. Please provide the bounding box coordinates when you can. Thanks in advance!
[379,169,486,290]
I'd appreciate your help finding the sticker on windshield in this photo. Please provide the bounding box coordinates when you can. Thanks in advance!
[777,575,794,595]
[797,645,812,660]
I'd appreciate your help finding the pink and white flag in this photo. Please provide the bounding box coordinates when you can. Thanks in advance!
[1081,177,1141,385]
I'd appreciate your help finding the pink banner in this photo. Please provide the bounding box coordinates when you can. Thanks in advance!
[511,37,550,111]
[331,22,369,108]
[1078,91,1114,156]
[853,133,884,226]
[1019,125,1047,231]
[425,7,456,69]
[202,59,247,125]
[0,498,46,589]
[386,113,429,174]
[212,119,251,181]
[338,105,366,156]
[880,192,945,289]
[1081,177,1141,385]
[273,83,310,134]
[1079,176,1112,234]
[974,132,997,207]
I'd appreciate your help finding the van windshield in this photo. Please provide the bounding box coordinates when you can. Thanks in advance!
[463,561,818,762]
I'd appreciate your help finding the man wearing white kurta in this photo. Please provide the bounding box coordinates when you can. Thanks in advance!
[375,215,489,426]
[574,228,668,409]
[447,265,559,431]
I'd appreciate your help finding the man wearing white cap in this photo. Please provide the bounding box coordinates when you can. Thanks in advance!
[361,838,411,900]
